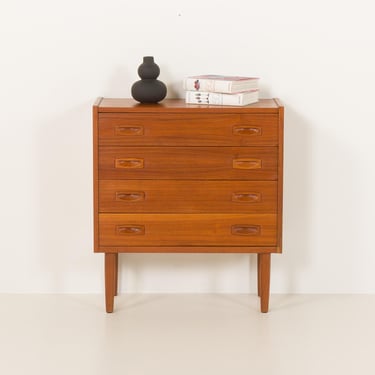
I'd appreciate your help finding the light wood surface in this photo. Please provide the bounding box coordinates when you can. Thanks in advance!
[99,180,277,213]
[98,112,279,146]
[99,213,277,247]
[258,253,271,313]
[99,146,278,180]
[98,98,281,112]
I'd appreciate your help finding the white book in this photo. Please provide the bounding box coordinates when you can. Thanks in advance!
[183,75,259,94]
[185,89,259,106]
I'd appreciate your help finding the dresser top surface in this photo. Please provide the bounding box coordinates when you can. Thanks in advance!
[95,98,283,113]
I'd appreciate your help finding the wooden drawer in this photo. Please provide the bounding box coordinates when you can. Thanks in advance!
[98,146,278,180]
[98,113,278,146]
[99,213,277,246]
[99,180,278,213]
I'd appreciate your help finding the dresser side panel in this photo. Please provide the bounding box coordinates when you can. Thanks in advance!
[93,98,102,252]
[277,102,284,253]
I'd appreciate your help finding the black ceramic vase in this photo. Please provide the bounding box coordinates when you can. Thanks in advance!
[131,56,167,103]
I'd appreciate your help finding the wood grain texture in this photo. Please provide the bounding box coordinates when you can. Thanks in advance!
[105,253,117,313]
[99,180,277,213]
[258,253,271,313]
[99,146,278,180]
[257,255,261,296]
[98,113,279,146]
[98,98,280,113]
[99,213,277,246]
[276,99,284,253]
[114,253,118,296]
[95,246,276,254]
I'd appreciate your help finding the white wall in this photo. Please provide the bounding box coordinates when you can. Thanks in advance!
[1,0,374,293]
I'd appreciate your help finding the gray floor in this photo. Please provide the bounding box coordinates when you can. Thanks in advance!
[1,294,374,375]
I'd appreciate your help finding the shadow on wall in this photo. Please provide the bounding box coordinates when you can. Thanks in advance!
[271,100,360,293]
[276,103,314,293]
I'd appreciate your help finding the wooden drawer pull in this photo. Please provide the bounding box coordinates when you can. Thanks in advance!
[115,191,145,202]
[115,158,144,169]
[233,158,262,169]
[231,225,261,236]
[115,126,144,136]
[233,126,262,136]
[116,225,145,235]
[232,192,261,203]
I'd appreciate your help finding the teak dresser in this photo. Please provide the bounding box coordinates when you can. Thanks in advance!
[93,98,284,313]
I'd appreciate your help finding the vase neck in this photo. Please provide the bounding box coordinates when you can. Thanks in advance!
[143,56,154,64]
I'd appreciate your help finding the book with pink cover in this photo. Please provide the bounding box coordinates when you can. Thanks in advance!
[183,75,259,94]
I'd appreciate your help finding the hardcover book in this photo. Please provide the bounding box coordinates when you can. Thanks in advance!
[185,89,259,106]
[183,75,259,94]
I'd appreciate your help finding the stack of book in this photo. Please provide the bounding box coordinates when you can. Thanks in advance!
[183,75,259,106]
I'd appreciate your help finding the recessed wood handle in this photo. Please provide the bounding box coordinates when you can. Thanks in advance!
[233,126,262,136]
[115,126,144,136]
[115,158,144,169]
[115,191,145,202]
[231,225,261,236]
[232,192,261,203]
[233,158,262,169]
[116,225,145,235]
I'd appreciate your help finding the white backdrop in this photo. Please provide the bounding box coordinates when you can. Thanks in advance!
[1,0,374,293]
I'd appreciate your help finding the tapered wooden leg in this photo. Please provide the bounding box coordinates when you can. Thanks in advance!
[257,254,261,297]
[114,253,118,297]
[105,253,117,313]
[258,253,271,313]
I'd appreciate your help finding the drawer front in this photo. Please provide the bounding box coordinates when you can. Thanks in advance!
[98,113,279,146]
[99,180,277,213]
[99,213,277,246]
[99,147,278,180]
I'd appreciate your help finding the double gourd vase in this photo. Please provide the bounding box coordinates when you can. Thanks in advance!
[131,56,167,103]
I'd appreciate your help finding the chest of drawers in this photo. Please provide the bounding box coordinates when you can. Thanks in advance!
[93,98,284,313]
